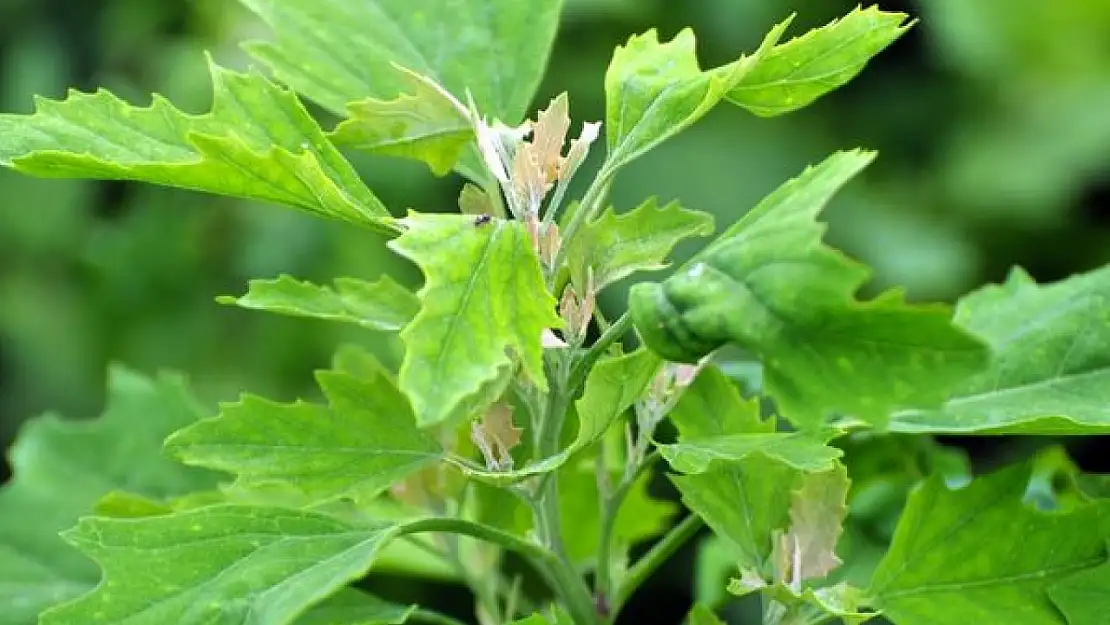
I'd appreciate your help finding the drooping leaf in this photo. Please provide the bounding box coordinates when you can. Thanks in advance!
[389,213,560,426]
[450,349,659,484]
[530,93,572,183]
[295,589,415,625]
[890,266,1110,435]
[0,60,391,232]
[471,403,524,471]
[166,366,441,504]
[39,505,407,625]
[727,7,912,117]
[1048,558,1110,625]
[630,150,988,429]
[567,198,715,291]
[666,368,800,576]
[774,465,850,585]
[331,67,474,177]
[0,368,222,624]
[603,19,790,173]
[240,0,563,123]
[870,463,1110,625]
[217,274,419,332]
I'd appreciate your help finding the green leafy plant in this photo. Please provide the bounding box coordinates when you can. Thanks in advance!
[2,3,1108,625]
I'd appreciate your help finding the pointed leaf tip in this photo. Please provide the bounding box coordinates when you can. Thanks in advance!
[0,62,393,232]
[727,6,912,117]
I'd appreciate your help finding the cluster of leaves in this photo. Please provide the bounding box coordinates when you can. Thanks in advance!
[2,2,1109,625]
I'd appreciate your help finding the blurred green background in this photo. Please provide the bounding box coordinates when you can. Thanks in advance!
[2,0,1109,622]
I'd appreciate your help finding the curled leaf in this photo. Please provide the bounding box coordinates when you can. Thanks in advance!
[531,93,571,183]
[560,121,602,182]
[773,465,850,588]
[472,403,524,471]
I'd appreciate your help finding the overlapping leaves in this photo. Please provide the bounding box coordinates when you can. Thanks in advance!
[870,463,1110,625]
[0,368,223,624]
[241,0,563,123]
[891,266,1110,434]
[167,360,441,504]
[630,151,988,429]
[0,60,391,232]
[39,506,405,625]
[452,348,660,484]
[566,198,715,292]
[665,367,839,577]
[330,67,476,177]
[603,19,788,174]
[603,7,910,176]
[388,213,560,427]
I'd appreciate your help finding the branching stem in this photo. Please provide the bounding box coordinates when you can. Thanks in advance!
[613,514,704,610]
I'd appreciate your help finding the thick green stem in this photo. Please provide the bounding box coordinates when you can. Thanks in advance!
[613,514,704,610]
[535,351,573,559]
[568,312,633,395]
[401,517,596,625]
[594,449,661,620]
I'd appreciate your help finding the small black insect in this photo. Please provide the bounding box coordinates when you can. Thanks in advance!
[474,213,493,226]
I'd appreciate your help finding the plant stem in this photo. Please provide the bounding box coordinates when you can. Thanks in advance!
[401,517,597,625]
[613,514,704,610]
[535,351,573,558]
[593,448,661,619]
[568,312,633,395]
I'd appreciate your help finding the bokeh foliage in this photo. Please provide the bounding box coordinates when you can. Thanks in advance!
[1,0,1109,622]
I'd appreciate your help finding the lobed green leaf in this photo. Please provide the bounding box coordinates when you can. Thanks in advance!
[890,266,1110,435]
[166,364,440,504]
[603,19,790,174]
[0,368,222,624]
[389,213,560,427]
[870,463,1110,625]
[240,0,563,124]
[217,274,419,332]
[630,150,988,430]
[330,67,477,177]
[567,197,715,292]
[1048,559,1110,625]
[727,7,912,117]
[666,367,804,576]
[0,60,391,232]
[40,505,404,625]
